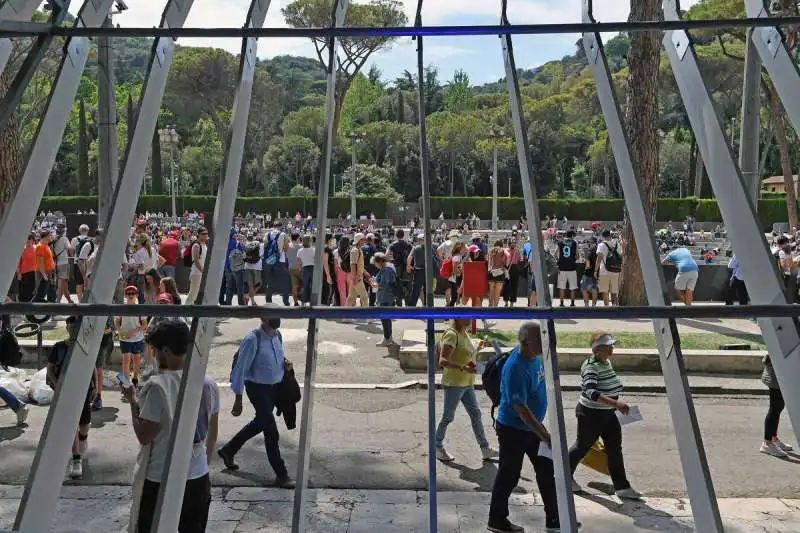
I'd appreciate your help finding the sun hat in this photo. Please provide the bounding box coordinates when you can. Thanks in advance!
[590,334,616,350]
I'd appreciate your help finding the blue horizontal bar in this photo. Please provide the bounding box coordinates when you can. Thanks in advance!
[0,302,795,320]
[0,16,798,39]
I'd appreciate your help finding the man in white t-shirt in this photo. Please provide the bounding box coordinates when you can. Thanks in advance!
[263,221,290,306]
[124,319,216,533]
[244,237,264,307]
[595,229,622,306]
[187,227,209,305]
[53,225,76,303]
[71,224,93,298]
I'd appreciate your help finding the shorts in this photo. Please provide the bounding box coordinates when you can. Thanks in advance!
[73,264,85,285]
[580,275,597,292]
[289,268,302,295]
[489,273,506,283]
[245,269,261,290]
[674,270,699,291]
[120,340,144,354]
[557,270,578,290]
[79,388,93,426]
[57,263,71,280]
[598,272,620,295]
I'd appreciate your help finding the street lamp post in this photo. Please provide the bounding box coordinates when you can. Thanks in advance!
[348,131,363,223]
[158,125,180,219]
[679,179,684,199]
[488,127,504,230]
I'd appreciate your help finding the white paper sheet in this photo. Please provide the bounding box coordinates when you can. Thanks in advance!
[616,405,643,425]
[538,442,553,460]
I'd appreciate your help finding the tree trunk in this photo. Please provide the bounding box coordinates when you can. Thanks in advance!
[0,69,22,218]
[770,87,798,230]
[619,0,661,306]
[693,147,704,197]
[151,125,164,195]
[126,93,135,151]
[78,98,89,195]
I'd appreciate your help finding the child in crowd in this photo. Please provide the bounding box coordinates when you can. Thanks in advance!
[116,286,147,398]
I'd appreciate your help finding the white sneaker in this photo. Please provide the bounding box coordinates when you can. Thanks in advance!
[69,457,83,479]
[775,439,794,452]
[15,405,29,426]
[571,479,583,493]
[481,447,499,461]
[436,448,455,462]
[615,487,642,500]
[760,442,788,458]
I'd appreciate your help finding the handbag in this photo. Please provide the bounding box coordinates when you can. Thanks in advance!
[490,268,505,278]
[580,440,610,475]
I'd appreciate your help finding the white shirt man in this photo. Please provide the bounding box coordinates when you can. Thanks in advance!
[595,231,622,306]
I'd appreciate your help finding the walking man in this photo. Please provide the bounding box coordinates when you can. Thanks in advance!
[263,221,290,306]
[489,321,565,532]
[407,233,427,306]
[218,317,290,486]
[35,230,56,303]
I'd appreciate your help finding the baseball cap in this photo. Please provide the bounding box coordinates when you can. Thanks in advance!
[468,244,480,254]
[124,285,139,295]
[447,229,460,238]
[590,334,616,350]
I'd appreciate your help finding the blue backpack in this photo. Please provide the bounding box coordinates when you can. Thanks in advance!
[481,349,510,426]
[264,232,281,265]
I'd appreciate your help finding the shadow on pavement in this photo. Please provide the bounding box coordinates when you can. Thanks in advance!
[439,459,498,492]
[578,488,689,532]
[91,407,119,429]
[0,426,24,442]
[678,318,758,338]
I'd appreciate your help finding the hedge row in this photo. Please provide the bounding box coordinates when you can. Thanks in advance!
[38,196,389,219]
[427,196,793,228]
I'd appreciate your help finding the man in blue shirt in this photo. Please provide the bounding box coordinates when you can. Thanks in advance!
[489,322,563,532]
[661,247,699,305]
[218,317,289,485]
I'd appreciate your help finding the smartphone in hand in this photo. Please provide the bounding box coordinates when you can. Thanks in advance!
[116,372,132,389]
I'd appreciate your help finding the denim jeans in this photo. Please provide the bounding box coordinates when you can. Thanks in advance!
[222,381,288,478]
[159,264,176,280]
[435,386,489,450]
[225,270,245,305]
[0,385,23,411]
[301,266,313,304]
[264,262,289,306]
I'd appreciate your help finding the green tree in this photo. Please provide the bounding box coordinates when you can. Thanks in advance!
[336,163,401,202]
[340,73,383,132]
[151,125,164,195]
[263,135,321,194]
[282,106,325,144]
[443,69,474,113]
[282,0,408,140]
[77,98,89,195]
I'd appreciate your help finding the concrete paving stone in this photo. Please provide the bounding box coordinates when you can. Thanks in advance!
[0,485,23,499]
[305,488,420,504]
[235,501,351,532]
[779,499,800,512]
[426,490,537,507]
[58,485,131,499]
[209,500,250,521]
[456,503,548,533]
[53,498,131,532]
[0,499,18,530]
[225,487,293,502]
[715,497,793,519]
[345,502,459,533]
[205,521,238,533]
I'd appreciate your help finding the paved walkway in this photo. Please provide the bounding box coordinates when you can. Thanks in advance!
[0,485,798,532]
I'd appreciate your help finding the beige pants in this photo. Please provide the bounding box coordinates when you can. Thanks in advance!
[187,274,203,305]
[597,272,620,295]
[346,276,368,307]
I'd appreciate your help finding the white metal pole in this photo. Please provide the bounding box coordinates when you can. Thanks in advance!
[492,144,498,230]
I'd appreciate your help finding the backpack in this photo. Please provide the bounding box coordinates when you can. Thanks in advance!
[340,245,354,273]
[229,248,245,272]
[75,237,94,260]
[0,328,21,368]
[244,241,261,264]
[264,232,281,265]
[439,257,454,279]
[482,350,510,425]
[390,241,411,276]
[183,243,194,268]
[604,241,622,273]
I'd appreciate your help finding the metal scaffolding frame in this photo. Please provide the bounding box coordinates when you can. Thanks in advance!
[580,1,722,530]
[662,0,800,460]
[1,1,800,531]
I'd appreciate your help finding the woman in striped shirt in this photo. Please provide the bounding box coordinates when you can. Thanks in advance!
[568,333,641,499]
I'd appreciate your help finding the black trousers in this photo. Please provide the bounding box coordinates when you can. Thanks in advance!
[19,272,37,303]
[725,278,749,306]
[765,387,785,441]
[408,269,426,306]
[568,404,631,491]
[503,264,521,303]
[138,474,211,533]
[490,422,558,524]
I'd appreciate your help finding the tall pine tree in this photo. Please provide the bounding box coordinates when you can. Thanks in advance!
[77,98,89,195]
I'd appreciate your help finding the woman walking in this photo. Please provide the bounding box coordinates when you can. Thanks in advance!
[487,240,508,309]
[296,235,315,305]
[435,318,497,463]
[130,234,163,304]
[568,333,641,499]
[116,286,147,393]
[503,239,522,307]
[373,253,398,347]
[760,355,794,457]
[335,236,351,306]
[446,243,465,307]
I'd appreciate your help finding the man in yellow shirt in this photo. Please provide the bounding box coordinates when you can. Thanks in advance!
[435,318,498,463]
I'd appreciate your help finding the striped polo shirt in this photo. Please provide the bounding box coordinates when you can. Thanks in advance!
[578,356,623,410]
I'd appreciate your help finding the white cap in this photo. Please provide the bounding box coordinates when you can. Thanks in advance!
[591,334,616,350]
[353,232,365,243]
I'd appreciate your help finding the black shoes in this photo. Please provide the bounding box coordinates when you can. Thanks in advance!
[218,448,239,471]
[487,519,524,532]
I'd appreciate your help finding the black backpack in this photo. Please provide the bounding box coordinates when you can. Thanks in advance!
[604,242,622,273]
[230,328,282,378]
[340,245,353,273]
[481,350,509,425]
[244,241,261,264]
[0,328,21,368]
[75,237,94,260]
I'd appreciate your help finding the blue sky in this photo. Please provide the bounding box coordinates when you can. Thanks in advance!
[85,0,699,86]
